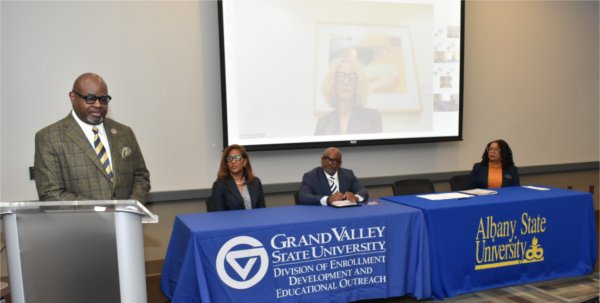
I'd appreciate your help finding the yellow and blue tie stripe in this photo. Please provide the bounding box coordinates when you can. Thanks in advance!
[93,127,113,181]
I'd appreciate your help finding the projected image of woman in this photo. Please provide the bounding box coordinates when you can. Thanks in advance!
[315,58,382,135]
[469,139,520,189]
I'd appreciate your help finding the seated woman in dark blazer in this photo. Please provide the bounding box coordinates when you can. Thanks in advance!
[469,139,520,189]
[210,144,266,211]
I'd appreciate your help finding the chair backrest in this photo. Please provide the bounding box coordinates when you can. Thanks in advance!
[566,185,595,195]
[206,196,214,212]
[392,179,435,196]
[450,175,473,191]
[293,190,300,205]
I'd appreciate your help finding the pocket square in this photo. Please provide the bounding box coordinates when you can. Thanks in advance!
[121,147,132,158]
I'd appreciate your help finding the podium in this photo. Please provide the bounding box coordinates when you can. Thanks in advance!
[0,200,158,303]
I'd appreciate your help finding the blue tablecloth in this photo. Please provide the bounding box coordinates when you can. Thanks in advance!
[382,186,598,299]
[160,201,431,303]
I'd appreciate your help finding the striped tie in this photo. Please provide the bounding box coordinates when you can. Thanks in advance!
[329,175,338,193]
[93,127,113,181]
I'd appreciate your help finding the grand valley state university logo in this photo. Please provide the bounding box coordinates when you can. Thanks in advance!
[216,236,269,289]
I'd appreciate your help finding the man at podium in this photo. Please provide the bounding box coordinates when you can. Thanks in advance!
[34,73,151,203]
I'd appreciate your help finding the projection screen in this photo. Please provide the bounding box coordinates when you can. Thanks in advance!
[218,0,464,151]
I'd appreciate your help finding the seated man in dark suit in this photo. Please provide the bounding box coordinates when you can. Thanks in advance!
[298,147,368,205]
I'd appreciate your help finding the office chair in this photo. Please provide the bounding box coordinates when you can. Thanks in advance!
[450,175,473,191]
[293,190,300,205]
[566,185,595,195]
[205,196,214,212]
[392,179,435,196]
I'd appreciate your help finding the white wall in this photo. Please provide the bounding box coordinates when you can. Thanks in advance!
[1,0,598,202]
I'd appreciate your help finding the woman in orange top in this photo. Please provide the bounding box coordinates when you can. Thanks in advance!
[469,139,520,189]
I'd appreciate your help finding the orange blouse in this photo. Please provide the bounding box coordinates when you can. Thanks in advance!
[487,163,503,188]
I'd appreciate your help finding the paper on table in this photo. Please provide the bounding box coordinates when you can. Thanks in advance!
[522,185,550,191]
[417,192,473,200]
[459,188,498,196]
[330,200,360,207]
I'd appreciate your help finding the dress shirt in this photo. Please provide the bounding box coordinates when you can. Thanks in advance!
[319,170,364,205]
[71,110,113,165]
[240,184,251,209]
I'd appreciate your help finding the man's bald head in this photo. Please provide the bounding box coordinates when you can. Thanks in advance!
[321,147,342,175]
[69,73,109,125]
[72,73,107,92]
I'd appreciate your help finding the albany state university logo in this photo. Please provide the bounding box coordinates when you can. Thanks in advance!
[216,236,269,289]
[475,213,547,270]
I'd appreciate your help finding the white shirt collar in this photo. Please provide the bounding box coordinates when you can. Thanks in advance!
[71,110,112,166]
[324,170,338,180]
[71,110,106,135]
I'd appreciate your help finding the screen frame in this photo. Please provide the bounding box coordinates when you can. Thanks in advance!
[217,0,465,151]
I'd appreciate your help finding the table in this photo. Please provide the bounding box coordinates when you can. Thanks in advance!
[160,201,431,303]
[381,186,598,299]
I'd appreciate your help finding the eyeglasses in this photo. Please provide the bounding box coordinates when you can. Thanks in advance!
[322,156,341,164]
[72,90,112,105]
[226,155,243,162]
[335,72,358,83]
[487,147,501,153]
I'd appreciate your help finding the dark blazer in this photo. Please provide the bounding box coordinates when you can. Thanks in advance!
[298,167,368,205]
[210,176,266,211]
[34,114,150,203]
[315,107,382,135]
[469,162,520,189]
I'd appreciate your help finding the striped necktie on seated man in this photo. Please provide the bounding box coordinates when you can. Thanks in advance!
[329,175,338,193]
[93,127,113,182]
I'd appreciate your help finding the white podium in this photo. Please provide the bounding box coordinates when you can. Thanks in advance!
[0,200,158,303]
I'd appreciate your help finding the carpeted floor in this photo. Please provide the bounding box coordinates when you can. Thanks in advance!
[355,272,599,303]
